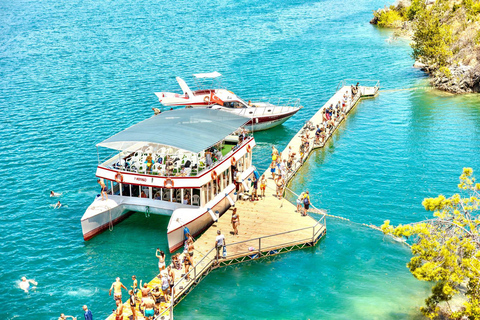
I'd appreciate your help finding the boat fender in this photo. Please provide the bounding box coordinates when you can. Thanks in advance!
[115,172,123,183]
[211,170,218,180]
[164,178,174,189]
[231,157,236,166]
[204,96,210,102]
[246,144,252,153]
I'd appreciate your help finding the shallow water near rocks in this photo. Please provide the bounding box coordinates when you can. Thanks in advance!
[1,0,480,319]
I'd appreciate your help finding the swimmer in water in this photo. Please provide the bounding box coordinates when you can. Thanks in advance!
[20,276,37,292]
[54,201,62,209]
[50,191,61,197]
[58,313,76,320]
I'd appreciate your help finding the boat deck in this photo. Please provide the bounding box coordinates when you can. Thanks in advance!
[105,83,379,320]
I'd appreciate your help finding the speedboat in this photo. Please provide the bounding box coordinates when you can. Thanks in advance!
[154,72,301,132]
[81,108,257,252]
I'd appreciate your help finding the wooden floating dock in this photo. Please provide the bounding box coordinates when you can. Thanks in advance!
[106,81,379,320]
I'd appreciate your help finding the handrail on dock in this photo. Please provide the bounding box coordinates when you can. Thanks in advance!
[156,212,327,319]
[336,79,380,93]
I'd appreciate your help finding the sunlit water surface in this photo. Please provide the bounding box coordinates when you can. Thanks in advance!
[1,0,480,319]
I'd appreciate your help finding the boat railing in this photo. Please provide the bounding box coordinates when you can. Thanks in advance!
[98,137,253,179]
[233,98,301,118]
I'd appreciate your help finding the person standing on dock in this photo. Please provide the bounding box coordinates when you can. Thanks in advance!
[303,191,310,216]
[114,299,123,320]
[109,277,127,301]
[131,275,138,294]
[215,230,226,260]
[270,160,276,180]
[156,249,166,273]
[231,208,240,235]
[260,175,266,198]
[82,305,92,320]
[275,176,285,200]
[128,290,139,320]
[296,192,305,213]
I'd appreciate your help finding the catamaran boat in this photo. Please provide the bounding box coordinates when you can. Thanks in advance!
[81,109,256,252]
[154,72,302,132]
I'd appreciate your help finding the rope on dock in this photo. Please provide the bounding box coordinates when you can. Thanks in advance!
[282,186,384,233]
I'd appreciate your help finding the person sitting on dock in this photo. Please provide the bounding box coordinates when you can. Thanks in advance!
[97,178,108,201]
[109,277,127,301]
[215,230,226,260]
[231,208,240,235]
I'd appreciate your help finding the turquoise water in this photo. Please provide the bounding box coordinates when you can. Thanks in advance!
[2,0,480,319]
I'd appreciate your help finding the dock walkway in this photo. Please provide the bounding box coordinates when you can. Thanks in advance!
[106,81,379,320]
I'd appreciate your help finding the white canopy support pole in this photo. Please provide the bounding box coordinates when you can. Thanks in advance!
[207,208,217,222]
[242,179,250,192]
[226,193,235,206]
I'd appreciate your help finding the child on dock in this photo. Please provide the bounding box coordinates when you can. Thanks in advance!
[260,175,266,198]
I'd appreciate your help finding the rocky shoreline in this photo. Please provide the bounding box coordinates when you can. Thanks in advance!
[371,0,480,94]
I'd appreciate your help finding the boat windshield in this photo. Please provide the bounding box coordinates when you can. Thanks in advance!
[223,101,247,109]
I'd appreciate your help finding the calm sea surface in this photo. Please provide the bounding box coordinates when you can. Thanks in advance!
[1,0,480,319]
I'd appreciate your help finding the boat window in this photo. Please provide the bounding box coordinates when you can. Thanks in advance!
[153,187,162,200]
[112,181,121,195]
[173,189,182,203]
[192,189,200,206]
[122,183,131,196]
[131,185,140,197]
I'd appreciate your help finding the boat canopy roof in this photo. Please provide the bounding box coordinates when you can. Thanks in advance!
[193,71,222,79]
[97,109,248,153]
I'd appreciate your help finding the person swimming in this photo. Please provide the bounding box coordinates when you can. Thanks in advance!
[20,276,37,292]
[54,201,62,209]
[50,191,62,197]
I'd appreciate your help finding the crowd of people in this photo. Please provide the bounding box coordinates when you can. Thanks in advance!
[104,231,205,320]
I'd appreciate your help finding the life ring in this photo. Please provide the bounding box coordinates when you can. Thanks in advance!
[211,170,218,180]
[164,178,174,189]
[231,157,236,166]
[246,144,252,153]
[115,172,123,183]
[204,96,210,102]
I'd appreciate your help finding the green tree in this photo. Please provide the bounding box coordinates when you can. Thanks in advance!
[382,168,480,319]
[411,0,453,68]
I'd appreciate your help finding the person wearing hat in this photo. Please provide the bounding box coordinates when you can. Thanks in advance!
[109,277,127,301]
